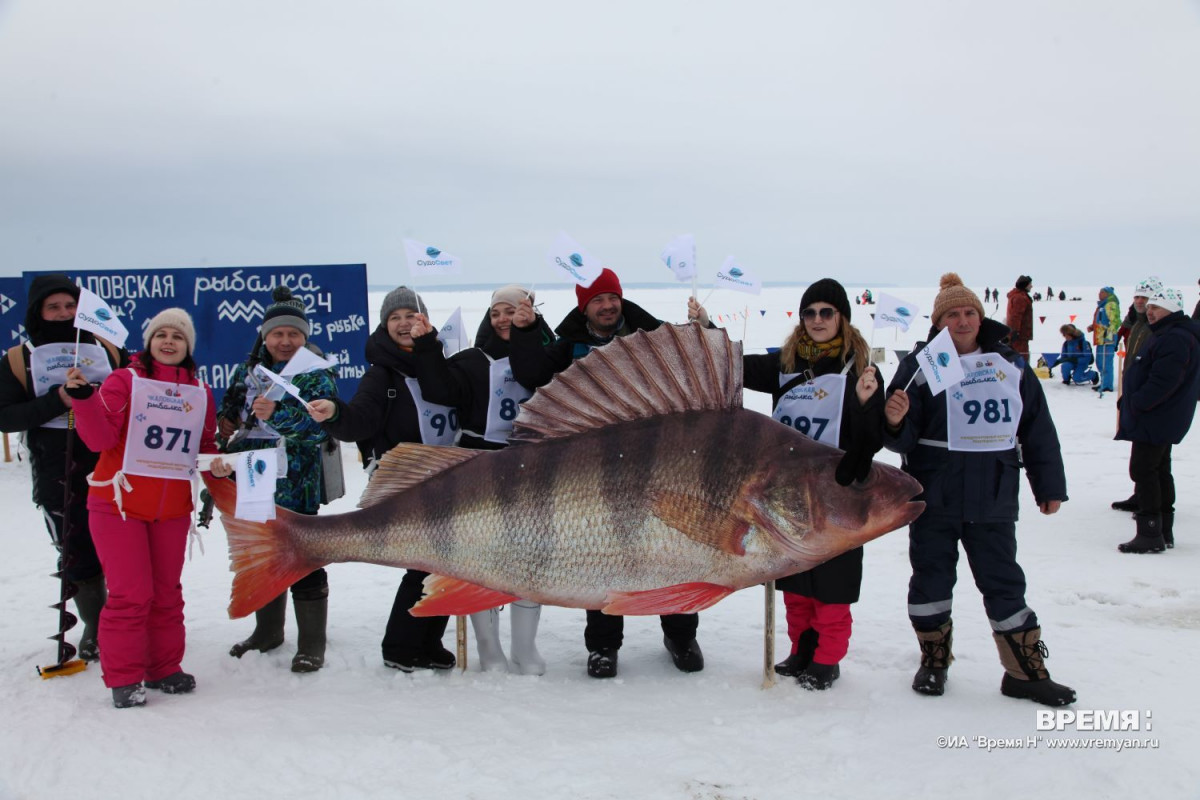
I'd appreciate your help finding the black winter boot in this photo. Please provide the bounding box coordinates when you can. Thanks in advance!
[912,621,953,696]
[587,648,619,679]
[73,575,106,662]
[775,629,818,678]
[291,593,328,673]
[145,671,196,694]
[1111,495,1138,512]
[230,592,287,657]
[994,628,1076,707]
[1163,511,1175,549]
[1118,513,1166,554]
[112,683,146,709]
[796,661,840,690]
[663,636,704,673]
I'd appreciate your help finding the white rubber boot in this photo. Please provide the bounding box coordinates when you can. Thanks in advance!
[509,600,547,676]
[470,609,509,672]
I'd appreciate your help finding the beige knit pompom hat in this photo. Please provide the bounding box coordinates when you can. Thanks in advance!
[931,273,985,326]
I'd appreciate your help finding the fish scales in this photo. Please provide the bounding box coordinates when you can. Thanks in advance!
[286,410,808,608]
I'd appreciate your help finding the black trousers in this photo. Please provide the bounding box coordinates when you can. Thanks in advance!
[381,569,449,661]
[1130,442,1174,515]
[41,501,102,584]
[584,610,698,652]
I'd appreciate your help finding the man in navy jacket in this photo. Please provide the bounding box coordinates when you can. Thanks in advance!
[884,273,1074,707]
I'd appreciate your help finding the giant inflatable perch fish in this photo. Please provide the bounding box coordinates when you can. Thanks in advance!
[206,323,924,619]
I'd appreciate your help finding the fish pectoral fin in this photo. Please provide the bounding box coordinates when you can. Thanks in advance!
[602,583,733,615]
[410,575,520,617]
[649,491,748,556]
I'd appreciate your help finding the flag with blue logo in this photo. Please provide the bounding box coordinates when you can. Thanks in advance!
[74,286,129,346]
[403,239,462,277]
[660,234,697,281]
[874,293,920,333]
[546,231,604,287]
[714,256,761,295]
[914,326,965,396]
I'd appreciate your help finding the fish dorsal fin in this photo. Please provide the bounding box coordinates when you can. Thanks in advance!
[511,323,743,442]
[357,443,481,509]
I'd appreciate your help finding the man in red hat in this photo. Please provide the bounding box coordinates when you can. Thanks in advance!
[510,268,703,679]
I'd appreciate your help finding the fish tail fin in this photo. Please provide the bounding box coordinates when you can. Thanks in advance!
[203,474,324,619]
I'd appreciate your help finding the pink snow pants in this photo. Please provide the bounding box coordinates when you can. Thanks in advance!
[89,510,189,689]
[784,592,853,666]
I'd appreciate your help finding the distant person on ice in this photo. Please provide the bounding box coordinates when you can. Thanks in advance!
[1088,286,1121,395]
[1005,275,1033,362]
[1057,324,1098,386]
[883,273,1075,707]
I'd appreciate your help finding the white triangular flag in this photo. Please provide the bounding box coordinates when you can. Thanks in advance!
[233,449,278,522]
[660,234,697,281]
[253,364,315,412]
[546,231,604,287]
[437,307,465,356]
[914,327,966,396]
[874,293,921,333]
[279,346,338,378]
[74,286,129,346]
[403,239,462,277]
[714,256,762,295]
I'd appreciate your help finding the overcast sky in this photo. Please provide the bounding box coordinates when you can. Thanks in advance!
[1,1,1198,289]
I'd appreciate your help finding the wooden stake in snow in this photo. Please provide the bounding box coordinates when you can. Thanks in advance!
[762,580,776,689]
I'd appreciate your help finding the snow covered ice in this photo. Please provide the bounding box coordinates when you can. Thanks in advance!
[0,284,1196,800]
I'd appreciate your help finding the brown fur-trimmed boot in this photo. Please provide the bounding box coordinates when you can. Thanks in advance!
[994,627,1076,707]
[912,621,953,696]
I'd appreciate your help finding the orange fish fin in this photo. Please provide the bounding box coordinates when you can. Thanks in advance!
[358,444,481,509]
[203,474,324,619]
[510,324,743,443]
[410,575,519,617]
[649,490,748,556]
[602,583,734,615]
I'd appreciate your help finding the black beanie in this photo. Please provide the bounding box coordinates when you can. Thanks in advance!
[800,278,852,322]
[1016,275,1033,291]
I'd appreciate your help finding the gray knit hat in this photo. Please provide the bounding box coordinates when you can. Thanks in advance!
[260,286,309,338]
[380,286,427,319]
[143,308,197,355]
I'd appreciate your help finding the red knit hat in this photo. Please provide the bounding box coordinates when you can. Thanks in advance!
[575,268,623,311]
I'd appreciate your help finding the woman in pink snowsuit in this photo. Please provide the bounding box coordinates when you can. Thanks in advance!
[68,309,227,708]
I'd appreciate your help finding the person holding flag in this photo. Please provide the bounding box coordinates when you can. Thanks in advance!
[0,275,128,668]
[403,284,555,675]
[66,309,227,708]
[510,267,704,679]
[307,286,461,673]
[218,286,339,673]
[882,273,1074,707]
[689,278,885,691]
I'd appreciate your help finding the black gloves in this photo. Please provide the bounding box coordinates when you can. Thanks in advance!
[63,382,95,400]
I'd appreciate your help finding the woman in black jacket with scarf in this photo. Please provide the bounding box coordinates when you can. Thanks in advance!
[309,286,459,672]
[407,284,553,674]
[689,278,884,690]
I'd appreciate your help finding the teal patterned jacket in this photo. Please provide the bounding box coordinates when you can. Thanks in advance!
[218,348,339,514]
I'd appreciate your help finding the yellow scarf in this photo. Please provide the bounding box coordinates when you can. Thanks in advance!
[795,330,843,365]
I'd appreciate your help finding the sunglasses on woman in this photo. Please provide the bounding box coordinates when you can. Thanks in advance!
[801,307,838,321]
